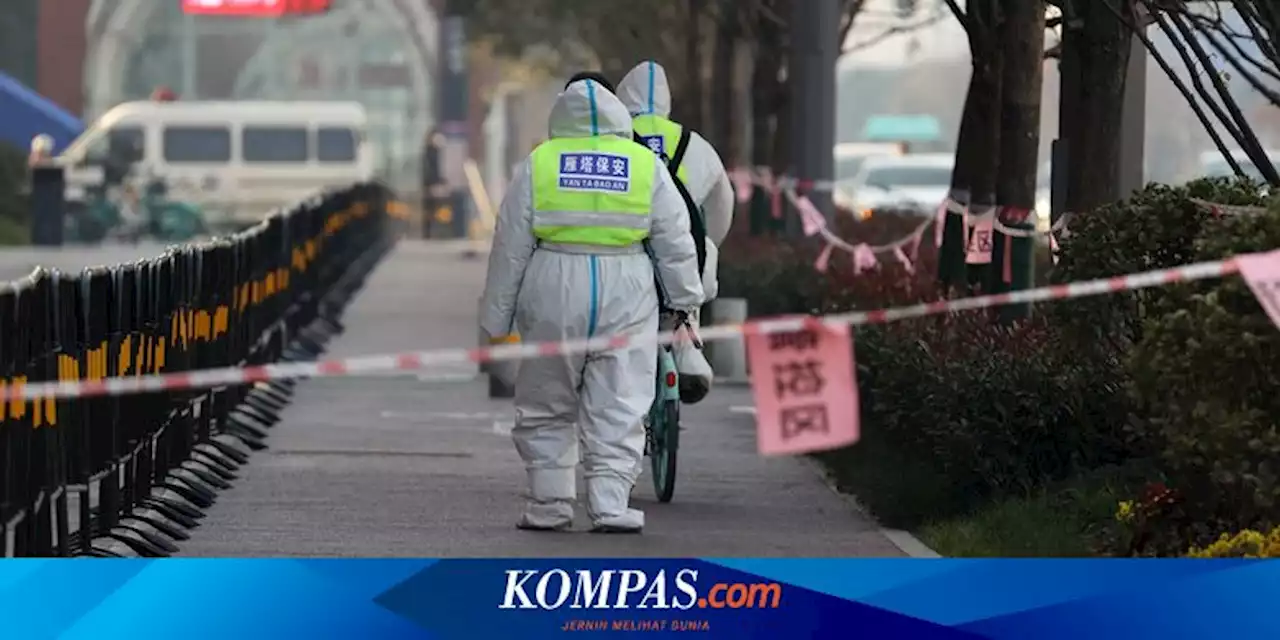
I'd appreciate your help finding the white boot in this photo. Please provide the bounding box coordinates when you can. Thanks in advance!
[517,468,575,531]
[517,500,574,531]
[586,476,644,533]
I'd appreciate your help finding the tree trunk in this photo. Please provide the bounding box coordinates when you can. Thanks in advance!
[711,0,739,160]
[750,46,778,170]
[938,75,980,287]
[771,63,791,174]
[749,20,785,235]
[1060,0,1132,213]
[939,0,1003,290]
[990,0,1044,316]
[683,0,706,131]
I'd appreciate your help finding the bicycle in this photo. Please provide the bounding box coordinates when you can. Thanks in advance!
[644,312,699,503]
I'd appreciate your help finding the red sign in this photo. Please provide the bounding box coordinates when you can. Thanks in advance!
[182,0,330,16]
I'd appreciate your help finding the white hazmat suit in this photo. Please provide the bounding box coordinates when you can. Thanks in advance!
[479,80,704,532]
[617,61,734,400]
[617,61,736,248]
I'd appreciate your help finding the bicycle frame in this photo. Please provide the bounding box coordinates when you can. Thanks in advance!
[655,345,680,403]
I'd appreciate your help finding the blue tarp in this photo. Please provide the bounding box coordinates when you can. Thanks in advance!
[0,71,84,153]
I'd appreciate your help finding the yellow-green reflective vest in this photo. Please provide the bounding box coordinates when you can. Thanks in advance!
[632,114,690,184]
[530,136,656,247]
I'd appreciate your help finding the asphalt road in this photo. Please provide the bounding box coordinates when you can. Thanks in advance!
[175,240,906,557]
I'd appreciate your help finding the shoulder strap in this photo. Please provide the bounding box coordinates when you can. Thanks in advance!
[637,127,706,278]
[667,127,705,276]
[669,127,692,173]
[673,170,708,277]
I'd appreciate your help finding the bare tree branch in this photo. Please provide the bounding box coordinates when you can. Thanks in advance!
[1181,7,1280,80]
[1231,0,1279,60]
[1099,0,1245,177]
[1151,7,1245,142]
[842,11,946,53]
[1197,20,1280,91]
[1165,7,1280,183]
[942,0,975,34]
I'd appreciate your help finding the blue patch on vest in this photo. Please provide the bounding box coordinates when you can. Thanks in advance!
[558,152,631,193]
[639,135,665,156]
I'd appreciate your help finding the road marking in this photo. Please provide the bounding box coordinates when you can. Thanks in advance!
[492,420,513,435]
[729,406,757,415]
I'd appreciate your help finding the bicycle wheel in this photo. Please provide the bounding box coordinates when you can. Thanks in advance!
[651,399,680,503]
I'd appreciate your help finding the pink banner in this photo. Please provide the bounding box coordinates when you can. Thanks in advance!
[796,195,827,236]
[893,245,915,274]
[966,215,994,265]
[746,319,860,456]
[852,244,879,274]
[1238,250,1280,329]
[814,244,834,273]
[731,169,754,204]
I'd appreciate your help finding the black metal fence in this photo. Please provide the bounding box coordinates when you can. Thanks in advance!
[0,182,398,557]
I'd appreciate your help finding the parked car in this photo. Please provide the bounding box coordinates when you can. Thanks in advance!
[832,142,905,210]
[846,153,954,217]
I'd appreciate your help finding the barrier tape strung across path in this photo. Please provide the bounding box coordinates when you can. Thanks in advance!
[0,255,1246,403]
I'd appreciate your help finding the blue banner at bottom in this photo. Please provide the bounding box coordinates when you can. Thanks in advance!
[0,558,1274,639]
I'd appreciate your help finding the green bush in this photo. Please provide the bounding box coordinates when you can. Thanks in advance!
[0,142,29,236]
[1123,201,1280,552]
[718,210,940,317]
[1050,178,1267,355]
[723,186,1278,546]
[818,313,1136,528]
[720,210,1137,529]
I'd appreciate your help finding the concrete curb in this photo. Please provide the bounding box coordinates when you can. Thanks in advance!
[880,529,942,558]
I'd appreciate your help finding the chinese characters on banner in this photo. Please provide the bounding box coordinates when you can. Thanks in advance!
[1238,250,1280,329]
[746,319,860,456]
[966,215,994,265]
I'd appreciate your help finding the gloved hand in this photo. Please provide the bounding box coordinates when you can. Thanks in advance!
[670,310,703,349]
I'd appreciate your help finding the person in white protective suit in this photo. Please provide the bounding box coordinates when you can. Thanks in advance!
[479,79,704,533]
[616,61,735,404]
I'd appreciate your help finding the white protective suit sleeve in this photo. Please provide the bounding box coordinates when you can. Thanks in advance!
[695,139,736,246]
[648,159,704,312]
[617,61,736,246]
[478,159,536,339]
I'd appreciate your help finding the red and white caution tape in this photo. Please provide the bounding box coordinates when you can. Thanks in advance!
[2,254,1251,403]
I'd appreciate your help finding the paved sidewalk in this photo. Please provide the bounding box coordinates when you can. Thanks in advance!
[0,242,172,282]
[178,240,905,557]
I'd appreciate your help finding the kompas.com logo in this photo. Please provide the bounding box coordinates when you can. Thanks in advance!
[498,568,782,610]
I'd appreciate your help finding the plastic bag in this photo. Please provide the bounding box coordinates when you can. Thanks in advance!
[674,308,713,404]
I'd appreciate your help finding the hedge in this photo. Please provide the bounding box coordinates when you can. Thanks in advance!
[719,181,1280,554]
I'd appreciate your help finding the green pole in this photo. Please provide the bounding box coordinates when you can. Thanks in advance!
[995,220,1035,321]
[936,190,968,288]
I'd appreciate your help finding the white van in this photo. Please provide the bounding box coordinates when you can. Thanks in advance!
[57,100,375,229]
